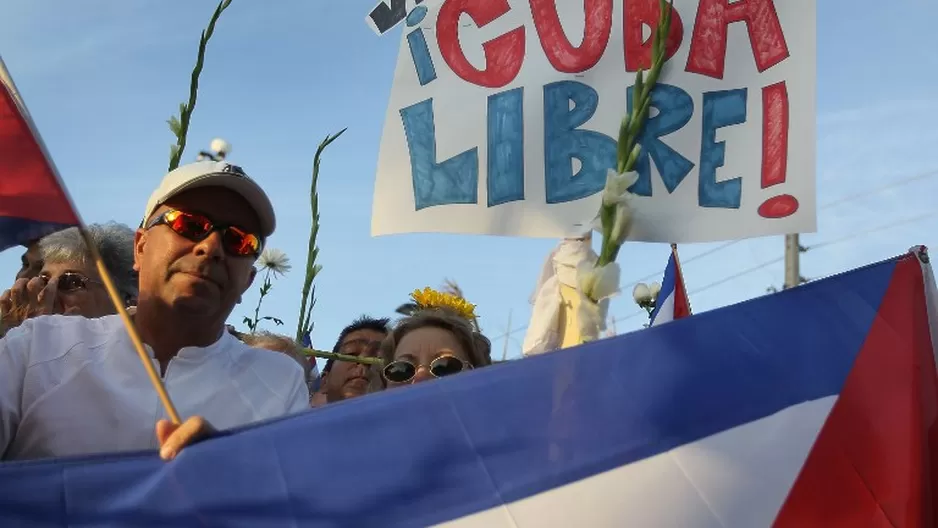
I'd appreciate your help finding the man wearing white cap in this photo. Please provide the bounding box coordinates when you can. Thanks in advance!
[0,161,309,461]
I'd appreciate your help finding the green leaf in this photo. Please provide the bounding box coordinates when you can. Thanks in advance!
[261,316,284,326]
[632,69,644,119]
[166,0,233,172]
[294,129,345,343]
[616,115,630,173]
[625,143,642,171]
[598,0,672,269]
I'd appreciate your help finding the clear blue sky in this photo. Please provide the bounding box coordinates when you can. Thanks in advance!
[1,0,936,364]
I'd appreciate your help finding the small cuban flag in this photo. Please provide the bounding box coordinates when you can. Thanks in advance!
[0,55,79,251]
[649,244,692,326]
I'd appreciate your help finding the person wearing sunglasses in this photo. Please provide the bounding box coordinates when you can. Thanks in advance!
[379,310,492,387]
[0,161,309,462]
[0,223,136,331]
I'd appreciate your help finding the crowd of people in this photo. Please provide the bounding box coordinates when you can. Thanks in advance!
[0,160,493,462]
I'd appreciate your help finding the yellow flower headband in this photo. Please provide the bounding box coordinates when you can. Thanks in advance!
[410,287,478,321]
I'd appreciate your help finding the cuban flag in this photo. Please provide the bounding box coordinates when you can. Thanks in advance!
[650,244,692,326]
[1,248,936,526]
[0,56,79,252]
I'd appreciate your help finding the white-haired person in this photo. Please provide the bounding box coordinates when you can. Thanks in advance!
[0,222,137,330]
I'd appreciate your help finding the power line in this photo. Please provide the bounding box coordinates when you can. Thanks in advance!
[623,167,938,287]
[610,211,934,326]
[494,210,934,343]
[808,212,932,250]
[818,168,938,210]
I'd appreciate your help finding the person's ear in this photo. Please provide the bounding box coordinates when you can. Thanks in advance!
[133,229,147,272]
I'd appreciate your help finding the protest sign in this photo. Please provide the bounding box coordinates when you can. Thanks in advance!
[371,0,816,242]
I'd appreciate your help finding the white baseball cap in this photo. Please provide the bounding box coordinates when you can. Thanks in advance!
[141,161,276,238]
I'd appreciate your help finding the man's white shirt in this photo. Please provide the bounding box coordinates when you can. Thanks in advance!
[0,314,310,460]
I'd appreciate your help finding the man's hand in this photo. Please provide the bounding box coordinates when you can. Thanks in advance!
[155,416,217,460]
[0,277,60,329]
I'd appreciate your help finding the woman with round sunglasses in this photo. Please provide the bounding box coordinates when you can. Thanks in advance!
[0,223,136,332]
[379,309,491,388]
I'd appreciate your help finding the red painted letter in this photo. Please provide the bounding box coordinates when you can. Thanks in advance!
[685,0,789,79]
[529,0,613,73]
[757,81,798,219]
[624,0,684,72]
[761,82,788,189]
[436,0,525,88]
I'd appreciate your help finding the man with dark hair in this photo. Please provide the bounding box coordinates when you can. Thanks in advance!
[315,315,389,405]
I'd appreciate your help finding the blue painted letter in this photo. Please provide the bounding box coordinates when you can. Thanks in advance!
[400,98,478,210]
[487,88,525,206]
[699,89,746,209]
[543,81,616,203]
[626,83,695,197]
[406,6,437,86]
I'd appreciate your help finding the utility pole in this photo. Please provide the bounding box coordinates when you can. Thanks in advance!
[501,310,512,361]
[784,234,800,289]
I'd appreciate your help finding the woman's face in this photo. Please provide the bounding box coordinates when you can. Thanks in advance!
[39,260,114,318]
[385,326,472,388]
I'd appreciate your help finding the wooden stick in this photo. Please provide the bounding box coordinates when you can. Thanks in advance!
[1,55,182,425]
[80,227,182,424]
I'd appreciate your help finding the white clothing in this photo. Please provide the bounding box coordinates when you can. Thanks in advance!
[0,314,309,460]
[522,238,598,356]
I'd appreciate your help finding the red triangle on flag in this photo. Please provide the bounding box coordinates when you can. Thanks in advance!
[0,61,79,228]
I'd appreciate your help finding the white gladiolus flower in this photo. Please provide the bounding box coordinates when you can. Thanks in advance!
[609,202,633,245]
[577,261,621,302]
[258,248,291,277]
[600,169,638,243]
[632,283,652,304]
[601,169,639,207]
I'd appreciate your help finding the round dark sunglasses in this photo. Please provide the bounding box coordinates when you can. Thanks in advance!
[39,271,101,293]
[146,209,262,257]
[382,354,471,384]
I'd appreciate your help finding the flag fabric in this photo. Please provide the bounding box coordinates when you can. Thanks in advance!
[649,245,691,326]
[1,248,936,527]
[0,57,79,252]
[301,330,321,392]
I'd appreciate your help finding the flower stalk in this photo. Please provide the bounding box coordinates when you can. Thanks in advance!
[295,129,346,344]
[575,0,672,343]
[595,0,673,270]
[300,347,384,367]
[244,248,290,334]
[166,0,232,172]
